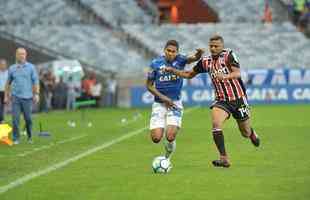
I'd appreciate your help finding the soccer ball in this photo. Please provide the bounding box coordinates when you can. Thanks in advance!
[152,156,172,173]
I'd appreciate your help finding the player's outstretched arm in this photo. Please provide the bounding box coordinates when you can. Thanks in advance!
[146,79,177,109]
[163,67,198,79]
[217,50,242,80]
[186,48,205,64]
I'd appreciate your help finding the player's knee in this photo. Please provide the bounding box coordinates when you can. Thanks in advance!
[212,121,222,129]
[166,134,176,142]
[151,136,161,143]
[150,129,163,143]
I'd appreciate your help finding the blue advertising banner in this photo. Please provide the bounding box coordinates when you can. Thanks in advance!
[131,68,310,107]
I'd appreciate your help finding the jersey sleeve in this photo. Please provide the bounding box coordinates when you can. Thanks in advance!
[179,54,188,68]
[31,65,39,85]
[227,51,240,68]
[193,59,207,73]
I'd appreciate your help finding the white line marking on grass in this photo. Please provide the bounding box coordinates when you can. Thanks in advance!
[17,135,87,157]
[0,127,147,194]
[0,135,87,158]
[55,134,87,145]
[0,107,198,194]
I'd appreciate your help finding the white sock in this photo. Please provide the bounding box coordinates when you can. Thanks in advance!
[164,140,176,159]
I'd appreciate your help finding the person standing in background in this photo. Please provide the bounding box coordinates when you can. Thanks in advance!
[4,48,39,144]
[45,70,55,110]
[90,79,102,107]
[105,74,117,107]
[0,59,8,123]
[66,76,77,110]
[81,73,96,100]
[53,76,67,109]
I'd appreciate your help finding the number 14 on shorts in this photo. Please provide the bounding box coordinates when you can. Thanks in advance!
[238,106,249,118]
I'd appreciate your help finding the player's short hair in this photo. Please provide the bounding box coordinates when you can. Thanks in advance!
[209,34,224,43]
[165,40,179,50]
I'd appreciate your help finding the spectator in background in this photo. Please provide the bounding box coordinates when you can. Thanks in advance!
[262,0,273,23]
[0,59,8,123]
[39,70,48,112]
[171,5,179,24]
[105,74,117,107]
[53,76,67,109]
[80,75,87,100]
[292,0,307,25]
[81,73,96,100]
[66,76,78,110]
[90,79,102,107]
[44,70,56,111]
[298,0,310,31]
[4,48,39,144]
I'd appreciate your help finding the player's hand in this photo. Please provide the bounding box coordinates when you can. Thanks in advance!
[162,97,177,109]
[195,48,205,58]
[162,66,175,73]
[33,94,40,104]
[216,72,228,81]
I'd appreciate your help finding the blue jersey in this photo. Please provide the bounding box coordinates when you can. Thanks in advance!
[147,54,187,103]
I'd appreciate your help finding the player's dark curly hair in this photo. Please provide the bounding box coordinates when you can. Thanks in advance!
[165,40,179,50]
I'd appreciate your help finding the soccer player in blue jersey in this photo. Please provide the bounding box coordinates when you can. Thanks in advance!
[146,40,204,159]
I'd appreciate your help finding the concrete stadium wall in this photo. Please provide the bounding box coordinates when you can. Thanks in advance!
[0,36,55,65]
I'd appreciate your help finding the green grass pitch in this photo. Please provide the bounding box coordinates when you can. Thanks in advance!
[0,105,309,200]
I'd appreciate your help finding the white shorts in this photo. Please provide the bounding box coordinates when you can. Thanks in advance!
[149,100,184,130]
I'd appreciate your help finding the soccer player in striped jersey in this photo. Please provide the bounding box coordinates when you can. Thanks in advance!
[146,40,204,159]
[163,35,260,168]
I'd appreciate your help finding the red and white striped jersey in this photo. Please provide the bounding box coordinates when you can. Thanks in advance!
[193,49,247,101]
